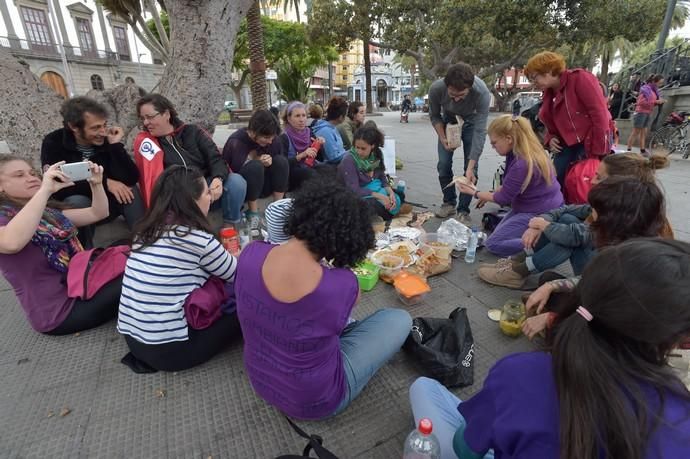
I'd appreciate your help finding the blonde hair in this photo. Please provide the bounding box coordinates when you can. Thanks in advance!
[488,115,553,192]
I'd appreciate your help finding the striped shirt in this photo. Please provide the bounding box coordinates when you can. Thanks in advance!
[117,227,237,345]
[75,143,96,159]
[264,198,293,244]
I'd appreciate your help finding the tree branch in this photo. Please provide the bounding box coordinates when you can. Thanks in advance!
[477,41,535,79]
[134,13,169,58]
[145,0,170,50]
[130,20,168,61]
[230,68,250,90]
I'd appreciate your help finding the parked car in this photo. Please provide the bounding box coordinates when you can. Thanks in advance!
[224,100,238,111]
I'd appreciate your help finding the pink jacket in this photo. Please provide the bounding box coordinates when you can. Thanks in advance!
[539,69,611,157]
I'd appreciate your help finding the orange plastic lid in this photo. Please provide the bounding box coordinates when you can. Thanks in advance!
[393,272,431,297]
[220,227,237,237]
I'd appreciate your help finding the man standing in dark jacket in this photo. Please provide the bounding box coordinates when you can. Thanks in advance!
[41,97,144,244]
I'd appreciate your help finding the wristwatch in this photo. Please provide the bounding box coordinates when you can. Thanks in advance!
[473,190,480,199]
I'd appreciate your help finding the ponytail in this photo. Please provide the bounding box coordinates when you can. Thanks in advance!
[602,152,668,182]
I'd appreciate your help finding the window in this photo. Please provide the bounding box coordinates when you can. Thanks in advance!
[384,49,391,56]
[342,66,347,71]
[20,6,54,53]
[112,26,131,61]
[90,74,104,90]
[519,75,529,84]
[343,75,348,81]
[506,76,513,85]
[76,18,96,57]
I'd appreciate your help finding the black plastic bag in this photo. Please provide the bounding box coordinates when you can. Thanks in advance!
[403,307,475,388]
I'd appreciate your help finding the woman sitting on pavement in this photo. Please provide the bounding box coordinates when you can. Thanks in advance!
[235,176,412,420]
[311,96,350,164]
[136,94,247,227]
[524,51,611,187]
[117,166,240,372]
[278,102,320,190]
[455,114,563,257]
[222,110,289,232]
[519,176,672,340]
[0,156,121,335]
[337,125,411,221]
[409,238,690,459]
[337,101,366,150]
[478,153,671,289]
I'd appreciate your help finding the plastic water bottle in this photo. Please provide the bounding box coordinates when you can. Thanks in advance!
[239,216,251,249]
[465,226,479,264]
[397,179,406,195]
[403,418,441,459]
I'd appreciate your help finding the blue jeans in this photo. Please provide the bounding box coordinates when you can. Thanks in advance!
[218,173,247,224]
[527,214,594,275]
[437,121,478,214]
[553,143,585,189]
[333,308,412,415]
[409,377,494,459]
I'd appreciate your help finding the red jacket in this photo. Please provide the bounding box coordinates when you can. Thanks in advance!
[539,69,611,157]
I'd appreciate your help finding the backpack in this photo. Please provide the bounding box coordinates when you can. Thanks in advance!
[564,158,601,205]
[67,246,129,300]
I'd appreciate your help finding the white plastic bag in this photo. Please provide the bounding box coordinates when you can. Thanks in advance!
[382,136,396,176]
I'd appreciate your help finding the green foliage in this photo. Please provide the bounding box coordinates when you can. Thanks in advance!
[146,10,169,41]
[274,59,312,102]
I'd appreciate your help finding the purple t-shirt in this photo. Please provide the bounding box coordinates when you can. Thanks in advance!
[235,241,359,420]
[493,152,564,214]
[459,352,690,458]
[0,215,75,332]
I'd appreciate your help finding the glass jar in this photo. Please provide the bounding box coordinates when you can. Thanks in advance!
[499,299,526,337]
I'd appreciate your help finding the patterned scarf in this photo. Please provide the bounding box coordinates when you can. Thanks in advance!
[349,147,381,173]
[0,205,83,273]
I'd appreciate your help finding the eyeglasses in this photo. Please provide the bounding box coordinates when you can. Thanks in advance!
[139,112,161,123]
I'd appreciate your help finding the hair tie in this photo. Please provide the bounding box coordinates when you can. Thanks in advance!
[576,306,593,322]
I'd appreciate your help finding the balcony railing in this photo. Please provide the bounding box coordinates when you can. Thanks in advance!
[0,36,119,63]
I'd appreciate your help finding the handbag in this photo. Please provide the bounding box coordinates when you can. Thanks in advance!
[275,417,339,459]
[445,115,463,150]
[183,277,229,330]
[67,245,129,300]
[403,307,475,387]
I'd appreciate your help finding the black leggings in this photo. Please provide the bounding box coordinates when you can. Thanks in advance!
[46,275,123,335]
[239,156,290,201]
[124,313,242,372]
[288,159,316,191]
[366,190,406,222]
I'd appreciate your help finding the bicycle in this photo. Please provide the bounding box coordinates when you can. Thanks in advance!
[649,112,690,159]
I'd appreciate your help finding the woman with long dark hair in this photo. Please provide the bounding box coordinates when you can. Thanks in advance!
[337,101,366,150]
[117,166,240,372]
[409,238,690,459]
[0,155,120,335]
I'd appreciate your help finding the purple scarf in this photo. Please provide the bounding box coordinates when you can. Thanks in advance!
[285,124,312,152]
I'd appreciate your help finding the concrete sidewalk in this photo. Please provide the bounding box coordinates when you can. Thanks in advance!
[1,112,688,458]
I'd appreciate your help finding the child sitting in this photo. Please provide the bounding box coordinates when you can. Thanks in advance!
[337,125,411,221]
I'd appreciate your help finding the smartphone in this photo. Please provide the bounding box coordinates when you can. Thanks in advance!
[58,161,92,182]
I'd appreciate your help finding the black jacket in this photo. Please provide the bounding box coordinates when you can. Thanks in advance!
[40,128,140,203]
[157,124,229,181]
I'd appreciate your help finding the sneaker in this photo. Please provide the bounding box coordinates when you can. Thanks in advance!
[435,203,457,218]
[246,212,261,238]
[399,203,413,215]
[480,257,511,269]
[457,212,472,226]
[478,263,526,289]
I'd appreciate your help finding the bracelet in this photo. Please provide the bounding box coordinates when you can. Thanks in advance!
[473,190,480,199]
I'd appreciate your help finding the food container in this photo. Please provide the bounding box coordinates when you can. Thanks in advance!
[499,299,526,337]
[220,227,240,256]
[420,233,453,259]
[393,272,431,306]
[370,253,404,283]
[352,262,380,292]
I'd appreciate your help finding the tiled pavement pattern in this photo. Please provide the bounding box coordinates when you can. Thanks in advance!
[1,112,688,458]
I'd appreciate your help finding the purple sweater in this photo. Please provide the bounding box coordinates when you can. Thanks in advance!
[493,152,563,214]
[235,242,359,420]
[337,152,388,197]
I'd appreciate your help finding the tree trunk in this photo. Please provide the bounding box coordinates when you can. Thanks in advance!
[410,63,416,94]
[363,39,373,113]
[159,0,253,133]
[247,1,267,111]
[0,47,63,163]
[600,49,610,88]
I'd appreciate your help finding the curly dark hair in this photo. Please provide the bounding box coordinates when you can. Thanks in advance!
[286,175,374,267]
[353,125,385,170]
[133,165,213,250]
[444,63,475,91]
[60,96,109,130]
[588,176,666,248]
[325,96,348,121]
[248,109,281,137]
[347,101,364,121]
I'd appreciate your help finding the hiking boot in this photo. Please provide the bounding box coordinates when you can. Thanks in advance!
[435,203,457,218]
[399,203,413,215]
[457,212,472,226]
[478,263,527,289]
[480,257,512,269]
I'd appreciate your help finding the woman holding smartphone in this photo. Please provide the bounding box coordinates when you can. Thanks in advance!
[0,155,122,335]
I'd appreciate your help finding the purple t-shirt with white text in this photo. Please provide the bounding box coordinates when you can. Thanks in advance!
[0,215,75,332]
[459,352,690,458]
[235,242,359,420]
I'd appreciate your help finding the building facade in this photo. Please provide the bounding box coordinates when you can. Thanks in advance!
[0,0,164,97]
[347,44,414,107]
